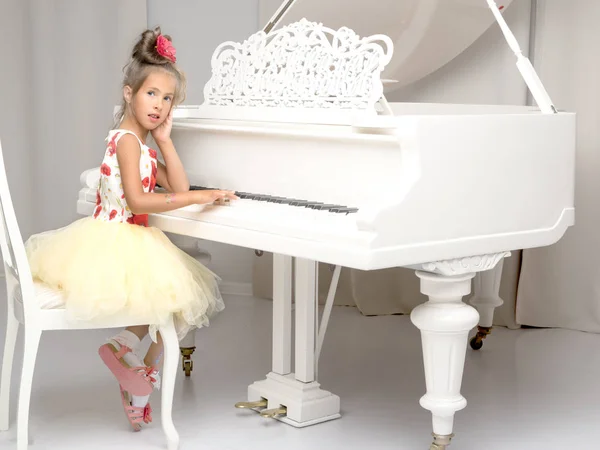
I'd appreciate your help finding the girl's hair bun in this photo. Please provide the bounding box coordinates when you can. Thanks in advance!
[132,26,176,65]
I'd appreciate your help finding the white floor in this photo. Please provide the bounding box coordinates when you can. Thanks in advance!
[0,294,599,450]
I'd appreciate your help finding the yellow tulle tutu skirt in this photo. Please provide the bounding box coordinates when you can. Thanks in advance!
[25,217,224,341]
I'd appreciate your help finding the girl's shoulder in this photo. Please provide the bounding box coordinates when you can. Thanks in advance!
[104,129,157,161]
[106,129,148,149]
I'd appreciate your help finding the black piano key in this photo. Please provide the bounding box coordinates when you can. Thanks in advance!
[313,204,337,210]
[336,207,359,214]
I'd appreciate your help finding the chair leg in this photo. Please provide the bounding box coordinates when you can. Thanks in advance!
[17,328,41,450]
[159,318,180,450]
[0,312,19,430]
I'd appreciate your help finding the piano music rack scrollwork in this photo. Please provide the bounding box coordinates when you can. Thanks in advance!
[204,18,393,113]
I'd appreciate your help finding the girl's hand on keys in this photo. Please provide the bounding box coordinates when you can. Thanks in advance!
[193,189,238,205]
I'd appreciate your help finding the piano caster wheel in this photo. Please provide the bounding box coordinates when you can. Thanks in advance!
[469,336,483,350]
[430,433,454,450]
[234,399,268,409]
[259,405,287,419]
[469,326,492,350]
[180,347,195,377]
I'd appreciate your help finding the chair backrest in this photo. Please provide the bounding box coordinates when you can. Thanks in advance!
[0,139,37,319]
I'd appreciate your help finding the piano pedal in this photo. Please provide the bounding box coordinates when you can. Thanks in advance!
[259,405,287,419]
[234,399,268,410]
[430,433,454,450]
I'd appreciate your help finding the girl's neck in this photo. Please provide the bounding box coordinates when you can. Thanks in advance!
[119,116,149,144]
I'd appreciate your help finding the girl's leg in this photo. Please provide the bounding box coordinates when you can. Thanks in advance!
[126,325,149,341]
[99,327,155,396]
[99,326,157,431]
[126,332,163,411]
[144,332,164,369]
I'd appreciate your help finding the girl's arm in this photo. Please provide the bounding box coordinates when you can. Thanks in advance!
[117,134,236,214]
[155,137,189,192]
[152,110,189,193]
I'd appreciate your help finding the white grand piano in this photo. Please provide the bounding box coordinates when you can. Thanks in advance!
[77,0,576,448]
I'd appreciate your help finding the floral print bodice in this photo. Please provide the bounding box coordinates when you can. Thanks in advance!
[93,129,157,227]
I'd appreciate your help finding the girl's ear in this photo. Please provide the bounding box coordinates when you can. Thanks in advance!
[123,85,133,104]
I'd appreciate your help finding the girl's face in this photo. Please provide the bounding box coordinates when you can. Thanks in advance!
[124,70,177,131]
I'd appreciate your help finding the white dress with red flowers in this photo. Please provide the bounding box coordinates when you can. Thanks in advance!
[25,129,224,341]
[94,130,157,227]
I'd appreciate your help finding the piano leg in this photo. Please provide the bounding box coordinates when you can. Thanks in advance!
[239,256,341,427]
[411,271,479,450]
[179,331,196,377]
[272,253,292,376]
[469,260,505,350]
[169,234,212,377]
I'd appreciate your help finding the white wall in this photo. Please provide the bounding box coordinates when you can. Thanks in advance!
[390,0,532,105]
[147,0,260,285]
[147,0,260,104]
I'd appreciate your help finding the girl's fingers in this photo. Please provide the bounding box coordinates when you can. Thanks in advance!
[220,190,238,199]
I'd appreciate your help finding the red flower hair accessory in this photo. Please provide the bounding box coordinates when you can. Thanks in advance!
[156,35,176,63]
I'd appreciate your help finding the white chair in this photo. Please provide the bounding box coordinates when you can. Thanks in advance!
[0,139,180,450]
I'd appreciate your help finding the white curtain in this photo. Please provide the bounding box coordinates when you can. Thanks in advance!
[25,0,146,235]
[0,0,35,239]
[515,1,600,332]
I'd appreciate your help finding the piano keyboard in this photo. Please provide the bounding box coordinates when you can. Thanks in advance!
[78,186,369,244]
[189,185,359,215]
[160,197,366,244]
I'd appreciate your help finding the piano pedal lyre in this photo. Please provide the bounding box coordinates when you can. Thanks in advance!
[234,399,268,410]
[259,405,287,419]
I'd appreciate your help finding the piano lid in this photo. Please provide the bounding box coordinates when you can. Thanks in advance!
[259,0,515,91]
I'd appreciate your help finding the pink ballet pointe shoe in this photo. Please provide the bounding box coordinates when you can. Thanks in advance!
[98,343,156,396]
[120,386,152,432]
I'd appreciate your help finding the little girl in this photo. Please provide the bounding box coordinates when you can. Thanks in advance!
[25,27,237,431]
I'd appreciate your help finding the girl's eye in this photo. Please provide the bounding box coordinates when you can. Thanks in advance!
[164,97,172,102]
[147,91,155,96]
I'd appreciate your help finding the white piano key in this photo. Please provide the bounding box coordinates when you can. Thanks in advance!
[154,197,364,244]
